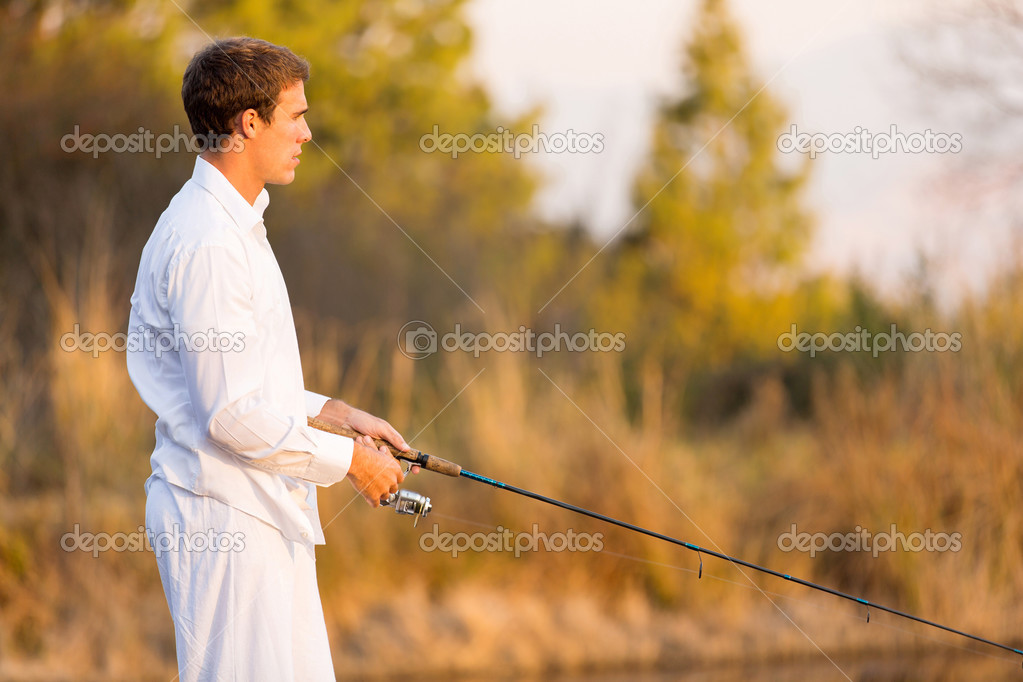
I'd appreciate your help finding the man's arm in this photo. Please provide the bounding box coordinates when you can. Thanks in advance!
[168,242,356,486]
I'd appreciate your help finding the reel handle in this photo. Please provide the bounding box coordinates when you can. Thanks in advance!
[307,417,462,477]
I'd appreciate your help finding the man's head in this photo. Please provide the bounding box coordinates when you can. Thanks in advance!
[182,37,312,189]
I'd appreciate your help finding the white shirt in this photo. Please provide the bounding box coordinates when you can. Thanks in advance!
[127,156,353,545]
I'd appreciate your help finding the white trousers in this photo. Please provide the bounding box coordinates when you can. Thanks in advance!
[146,477,335,681]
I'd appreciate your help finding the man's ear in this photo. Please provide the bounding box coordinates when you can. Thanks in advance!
[236,108,261,139]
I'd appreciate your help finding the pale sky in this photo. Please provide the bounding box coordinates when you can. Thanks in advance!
[464,0,1017,304]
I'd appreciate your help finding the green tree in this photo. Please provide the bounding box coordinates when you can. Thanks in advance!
[590,0,817,421]
[186,0,541,327]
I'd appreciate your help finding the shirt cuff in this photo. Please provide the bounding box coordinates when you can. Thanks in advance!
[304,390,332,419]
[304,427,354,485]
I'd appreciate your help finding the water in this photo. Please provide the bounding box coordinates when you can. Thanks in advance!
[439,651,1022,681]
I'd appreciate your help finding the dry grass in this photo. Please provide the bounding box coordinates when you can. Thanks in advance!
[2,279,1022,679]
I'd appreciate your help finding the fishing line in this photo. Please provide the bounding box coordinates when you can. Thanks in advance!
[424,510,1017,666]
[309,418,1023,664]
[597,549,1020,666]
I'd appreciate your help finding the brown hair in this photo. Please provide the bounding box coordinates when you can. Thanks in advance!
[181,37,309,138]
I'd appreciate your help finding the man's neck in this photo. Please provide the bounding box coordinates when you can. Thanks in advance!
[200,151,264,206]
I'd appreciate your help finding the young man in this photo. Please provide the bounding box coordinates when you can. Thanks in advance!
[127,37,408,681]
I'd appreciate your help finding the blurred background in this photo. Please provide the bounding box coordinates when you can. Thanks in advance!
[2,0,1022,679]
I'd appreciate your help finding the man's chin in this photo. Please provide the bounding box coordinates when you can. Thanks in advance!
[266,170,298,186]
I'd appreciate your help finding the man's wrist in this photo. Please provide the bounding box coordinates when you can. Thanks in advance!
[316,398,353,425]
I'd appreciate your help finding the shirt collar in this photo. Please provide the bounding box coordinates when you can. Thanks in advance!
[190,155,271,236]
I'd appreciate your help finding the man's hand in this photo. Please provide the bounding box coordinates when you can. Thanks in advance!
[314,400,420,499]
[347,435,405,507]
[315,399,411,453]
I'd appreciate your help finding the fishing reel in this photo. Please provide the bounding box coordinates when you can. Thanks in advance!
[381,489,431,526]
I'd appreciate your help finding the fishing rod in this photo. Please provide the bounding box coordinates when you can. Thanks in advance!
[309,417,1023,663]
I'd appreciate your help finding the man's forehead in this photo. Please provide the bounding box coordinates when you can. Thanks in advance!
[277,81,307,111]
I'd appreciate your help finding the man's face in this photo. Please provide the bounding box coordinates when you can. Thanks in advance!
[250,80,312,186]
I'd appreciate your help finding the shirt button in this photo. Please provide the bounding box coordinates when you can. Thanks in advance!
[301,532,310,539]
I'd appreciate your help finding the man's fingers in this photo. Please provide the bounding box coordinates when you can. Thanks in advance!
[392,460,406,485]
[378,424,410,452]
[355,444,405,508]
[391,428,411,452]
[375,445,405,484]
[344,408,411,452]
[348,434,410,509]
[372,419,410,452]
[359,430,411,457]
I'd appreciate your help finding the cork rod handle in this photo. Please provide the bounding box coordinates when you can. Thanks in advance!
[307,417,462,477]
